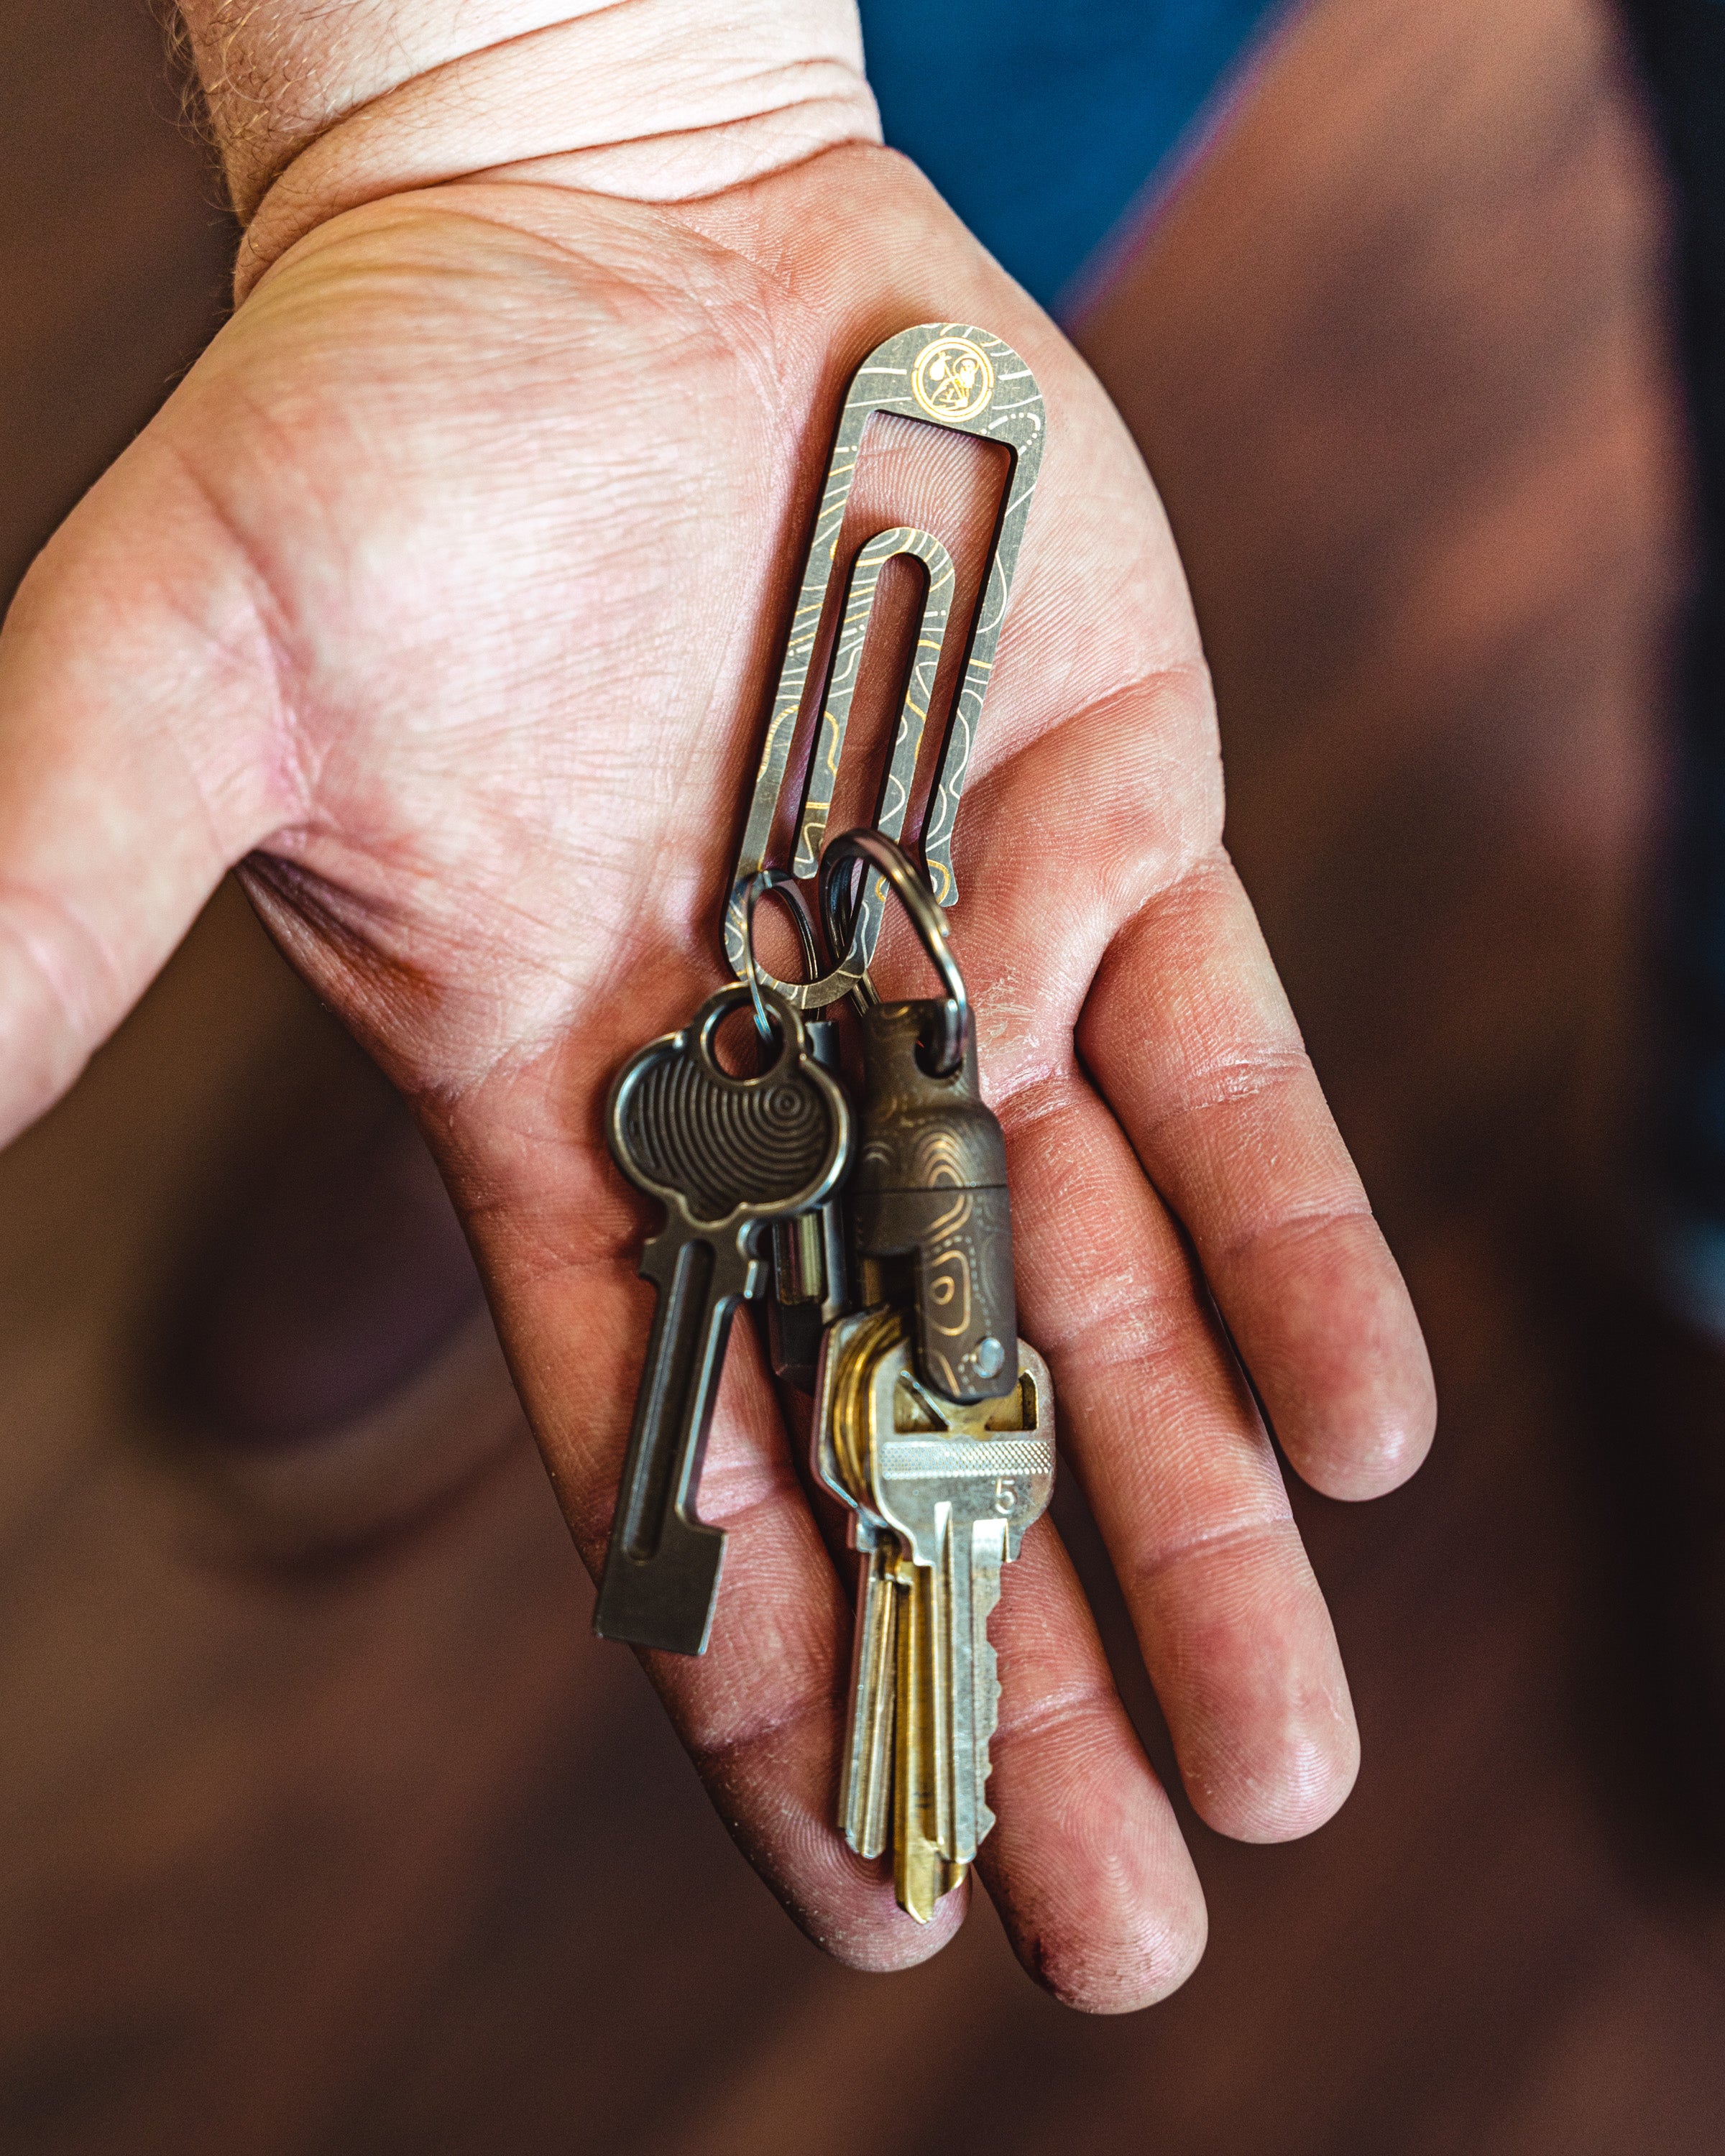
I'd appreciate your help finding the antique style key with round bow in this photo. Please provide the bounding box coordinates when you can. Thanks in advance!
[594,982,852,1654]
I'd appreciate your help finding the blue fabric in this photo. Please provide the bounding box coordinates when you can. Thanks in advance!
[858,0,1282,309]
[862,0,1725,1283]
[1619,1,1725,1262]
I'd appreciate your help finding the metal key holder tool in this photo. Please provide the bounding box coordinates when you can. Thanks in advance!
[724,321,1046,1010]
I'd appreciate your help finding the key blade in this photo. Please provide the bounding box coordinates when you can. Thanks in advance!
[961,1516,1006,1856]
[840,1542,898,1857]
[893,1560,963,1922]
[937,1506,971,1862]
[592,1225,755,1655]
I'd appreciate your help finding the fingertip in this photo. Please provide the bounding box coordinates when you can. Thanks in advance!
[1187,1697,1361,1844]
[1006,1857,1209,2014]
[1146,1521,1361,1845]
[1030,1909,1208,2017]
[0,908,102,1148]
[1242,1213,1438,1504]
[686,1664,969,1978]
[0,440,291,1156]
[954,1519,1209,2013]
[981,1693,1208,2013]
[801,1864,970,1974]
[1297,1391,1435,1504]
[710,1727,970,1973]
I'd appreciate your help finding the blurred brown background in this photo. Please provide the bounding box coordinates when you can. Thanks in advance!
[4,0,1724,2147]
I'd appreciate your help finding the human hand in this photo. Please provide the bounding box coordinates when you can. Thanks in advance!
[0,0,1434,2011]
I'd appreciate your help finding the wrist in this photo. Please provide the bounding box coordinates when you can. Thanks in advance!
[175,0,880,295]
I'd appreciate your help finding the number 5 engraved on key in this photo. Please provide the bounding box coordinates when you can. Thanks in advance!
[724,323,1046,1008]
[993,1478,1018,1516]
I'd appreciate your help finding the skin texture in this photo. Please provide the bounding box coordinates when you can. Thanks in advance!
[0,4,1436,2012]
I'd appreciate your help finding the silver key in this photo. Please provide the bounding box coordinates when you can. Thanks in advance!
[862,1325,1054,1865]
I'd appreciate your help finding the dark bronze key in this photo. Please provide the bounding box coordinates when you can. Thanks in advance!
[596,982,852,1654]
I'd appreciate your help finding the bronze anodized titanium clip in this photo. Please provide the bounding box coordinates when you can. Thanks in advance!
[723,321,1046,1008]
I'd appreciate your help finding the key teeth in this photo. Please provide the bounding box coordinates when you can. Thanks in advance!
[971,1581,1003,1858]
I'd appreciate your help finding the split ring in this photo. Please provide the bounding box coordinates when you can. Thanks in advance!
[740,869,822,1044]
[818,829,971,1077]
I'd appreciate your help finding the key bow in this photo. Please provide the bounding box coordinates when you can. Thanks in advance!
[608,982,850,1232]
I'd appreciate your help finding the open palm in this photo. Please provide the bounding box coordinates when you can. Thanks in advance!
[0,143,1432,2010]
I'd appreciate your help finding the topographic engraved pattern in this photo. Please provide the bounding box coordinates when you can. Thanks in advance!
[726,323,1046,1009]
[617,1046,837,1226]
[920,343,1045,902]
[792,526,954,879]
[910,1128,973,1187]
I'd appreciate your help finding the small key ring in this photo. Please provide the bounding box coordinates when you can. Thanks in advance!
[740,869,822,1044]
[818,829,971,1077]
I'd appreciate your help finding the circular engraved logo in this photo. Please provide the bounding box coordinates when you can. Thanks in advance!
[911,336,994,423]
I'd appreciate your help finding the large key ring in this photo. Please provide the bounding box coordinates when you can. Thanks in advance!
[740,868,821,1045]
[723,322,1045,1011]
[819,828,971,1077]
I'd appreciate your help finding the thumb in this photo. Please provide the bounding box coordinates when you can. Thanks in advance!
[0,431,292,1141]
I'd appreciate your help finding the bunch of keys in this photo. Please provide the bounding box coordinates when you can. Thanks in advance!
[809,831,1056,1921]
[593,323,1054,1922]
